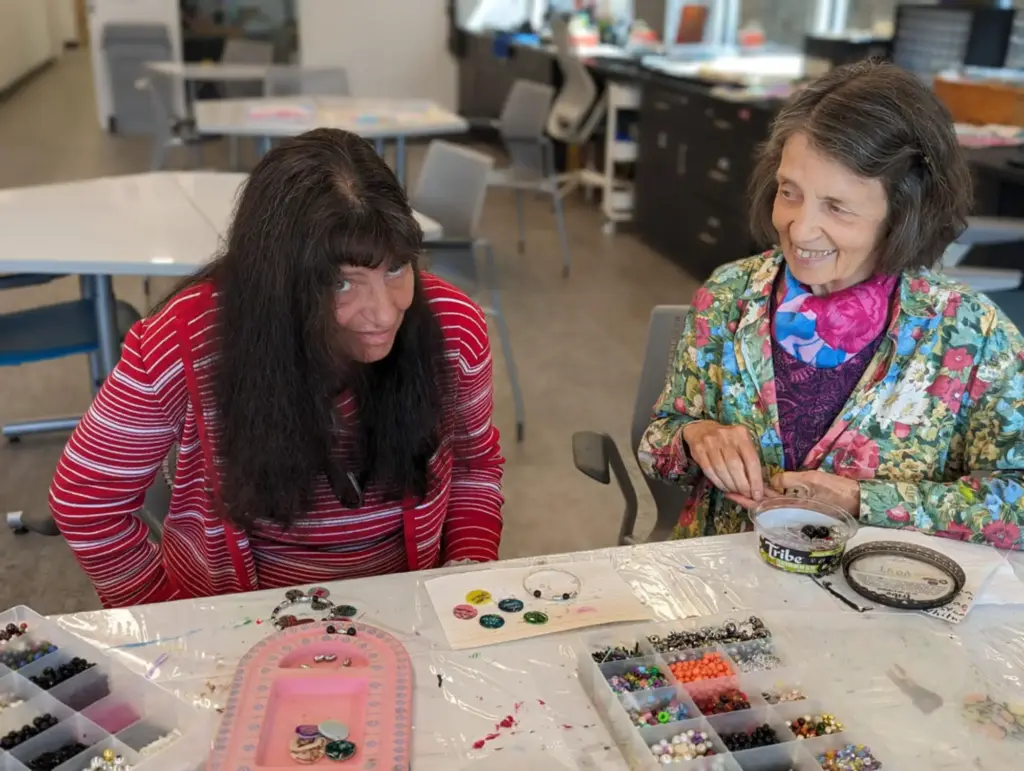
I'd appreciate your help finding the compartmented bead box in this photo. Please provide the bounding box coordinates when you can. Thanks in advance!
[578,614,893,771]
[0,607,209,771]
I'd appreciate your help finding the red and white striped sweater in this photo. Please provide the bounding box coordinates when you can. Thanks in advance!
[49,274,504,608]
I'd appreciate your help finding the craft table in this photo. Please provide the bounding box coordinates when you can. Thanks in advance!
[50,531,1024,771]
[0,171,442,435]
[192,97,469,186]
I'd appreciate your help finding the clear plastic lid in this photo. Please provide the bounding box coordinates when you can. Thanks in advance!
[749,497,859,552]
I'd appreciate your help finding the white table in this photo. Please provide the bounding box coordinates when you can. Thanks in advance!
[145,61,281,82]
[0,171,442,435]
[50,531,1024,771]
[193,97,469,185]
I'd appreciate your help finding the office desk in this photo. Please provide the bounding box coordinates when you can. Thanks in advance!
[194,97,468,186]
[0,172,443,378]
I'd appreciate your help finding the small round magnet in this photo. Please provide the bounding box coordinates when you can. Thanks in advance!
[332,604,358,618]
[318,719,350,741]
[309,586,331,599]
[497,598,524,613]
[285,589,305,601]
[296,724,320,737]
[479,614,505,629]
[324,739,357,761]
[523,611,549,625]
[453,604,478,620]
[290,736,326,764]
[466,589,492,605]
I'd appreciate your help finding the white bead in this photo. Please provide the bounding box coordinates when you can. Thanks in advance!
[659,755,671,765]
[686,729,695,737]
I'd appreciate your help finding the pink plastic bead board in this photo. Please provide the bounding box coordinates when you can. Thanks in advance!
[577,613,896,771]
[206,621,412,771]
[0,606,208,771]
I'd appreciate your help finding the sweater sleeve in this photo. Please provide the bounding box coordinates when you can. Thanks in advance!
[858,317,1024,549]
[441,301,505,563]
[49,311,187,608]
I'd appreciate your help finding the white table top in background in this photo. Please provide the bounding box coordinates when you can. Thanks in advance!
[194,96,469,139]
[0,172,442,277]
[50,531,1024,771]
[144,61,279,81]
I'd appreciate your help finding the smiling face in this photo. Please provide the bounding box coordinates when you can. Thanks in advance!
[772,132,889,295]
[333,262,415,362]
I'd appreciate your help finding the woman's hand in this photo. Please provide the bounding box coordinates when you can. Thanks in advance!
[682,420,767,502]
[727,470,860,517]
[771,471,860,517]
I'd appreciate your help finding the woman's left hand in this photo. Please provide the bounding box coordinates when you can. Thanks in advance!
[726,471,861,518]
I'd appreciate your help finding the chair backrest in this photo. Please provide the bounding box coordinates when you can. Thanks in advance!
[135,75,177,136]
[222,38,275,98]
[409,140,493,240]
[265,66,350,97]
[632,304,693,541]
[499,80,556,176]
[547,52,599,142]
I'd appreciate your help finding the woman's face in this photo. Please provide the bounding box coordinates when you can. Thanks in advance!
[333,263,414,362]
[772,132,888,294]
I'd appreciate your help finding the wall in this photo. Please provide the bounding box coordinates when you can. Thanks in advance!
[49,0,80,48]
[87,0,183,130]
[0,0,56,92]
[298,0,457,109]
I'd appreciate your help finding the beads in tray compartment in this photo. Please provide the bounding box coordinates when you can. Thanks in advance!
[649,728,715,763]
[27,741,88,771]
[0,640,58,671]
[817,744,883,770]
[719,723,780,752]
[788,713,843,738]
[728,639,784,672]
[693,687,751,715]
[762,686,805,705]
[0,698,24,712]
[591,644,643,664]
[667,652,732,683]
[647,616,771,653]
[607,665,671,693]
[28,657,95,689]
[626,700,690,727]
[0,713,59,749]
[87,747,133,771]
[138,729,183,757]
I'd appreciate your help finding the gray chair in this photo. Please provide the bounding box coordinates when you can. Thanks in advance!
[485,80,572,278]
[264,66,350,96]
[410,140,526,442]
[572,304,692,545]
[135,75,204,171]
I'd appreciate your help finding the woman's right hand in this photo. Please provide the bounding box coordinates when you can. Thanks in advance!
[682,420,766,502]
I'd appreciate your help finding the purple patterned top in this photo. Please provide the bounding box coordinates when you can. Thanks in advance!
[770,281,891,471]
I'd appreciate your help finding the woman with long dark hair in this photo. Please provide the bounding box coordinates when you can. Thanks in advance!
[49,129,504,608]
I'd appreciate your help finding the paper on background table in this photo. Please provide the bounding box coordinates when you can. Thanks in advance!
[424,562,652,650]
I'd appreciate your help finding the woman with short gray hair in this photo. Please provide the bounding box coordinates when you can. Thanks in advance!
[639,60,1024,550]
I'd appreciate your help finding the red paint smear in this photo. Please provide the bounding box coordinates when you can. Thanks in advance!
[499,716,515,729]
[574,606,598,614]
[537,699,546,706]
[472,740,486,750]
[561,724,573,730]
[513,701,524,712]
[255,619,263,625]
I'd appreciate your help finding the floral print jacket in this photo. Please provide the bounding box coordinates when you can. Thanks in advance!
[638,251,1024,550]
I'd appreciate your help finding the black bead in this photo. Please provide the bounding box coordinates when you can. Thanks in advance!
[326,624,336,634]
[533,590,541,598]
[5,623,17,635]
[561,592,570,601]
[345,627,357,636]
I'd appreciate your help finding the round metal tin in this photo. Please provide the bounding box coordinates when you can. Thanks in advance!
[842,540,966,610]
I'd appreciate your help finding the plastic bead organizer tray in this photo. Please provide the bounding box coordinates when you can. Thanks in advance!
[0,607,206,771]
[578,613,896,771]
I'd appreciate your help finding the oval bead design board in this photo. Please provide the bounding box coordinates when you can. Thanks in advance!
[206,622,413,771]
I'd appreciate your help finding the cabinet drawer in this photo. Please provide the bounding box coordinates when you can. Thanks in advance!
[673,200,755,280]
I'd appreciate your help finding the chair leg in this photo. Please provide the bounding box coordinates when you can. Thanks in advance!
[514,190,526,255]
[189,141,203,169]
[483,243,525,443]
[551,191,572,278]
[229,136,240,170]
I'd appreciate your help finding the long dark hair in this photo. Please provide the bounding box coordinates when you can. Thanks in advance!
[178,128,449,529]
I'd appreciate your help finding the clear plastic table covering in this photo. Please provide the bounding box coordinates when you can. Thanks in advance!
[50,534,1024,771]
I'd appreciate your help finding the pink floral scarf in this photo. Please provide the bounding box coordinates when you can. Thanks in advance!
[772,265,896,368]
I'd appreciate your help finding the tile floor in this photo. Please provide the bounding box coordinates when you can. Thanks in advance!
[0,51,700,613]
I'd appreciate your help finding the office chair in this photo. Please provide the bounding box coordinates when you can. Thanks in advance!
[409,140,527,442]
[485,80,572,277]
[136,75,205,172]
[572,304,692,545]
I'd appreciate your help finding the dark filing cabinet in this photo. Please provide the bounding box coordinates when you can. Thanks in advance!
[457,33,556,120]
[635,77,774,279]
